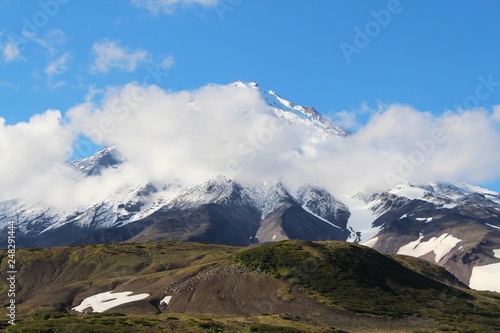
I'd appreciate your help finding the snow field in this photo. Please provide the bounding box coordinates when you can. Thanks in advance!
[469,249,500,293]
[397,233,461,263]
[72,291,150,313]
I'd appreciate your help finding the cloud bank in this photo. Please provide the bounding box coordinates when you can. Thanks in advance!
[1,82,500,211]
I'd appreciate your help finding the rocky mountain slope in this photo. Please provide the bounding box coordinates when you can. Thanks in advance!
[0,174,351,248]
[1,240,499,332]
[355,182,500,291]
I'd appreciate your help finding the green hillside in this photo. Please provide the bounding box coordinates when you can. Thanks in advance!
[0,240,499,332]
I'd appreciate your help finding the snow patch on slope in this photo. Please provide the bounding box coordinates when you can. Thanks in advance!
[389,185,428,200]
[160,295,172,306]
[72,291,149,313]
[301,205,342,229]
[415,217,433,223]
[485,223,500,230]
[343,195,381,243]
[449,182,499,197]
[362,237,378,248]
[469,249,500,293]
[397,233,461,263]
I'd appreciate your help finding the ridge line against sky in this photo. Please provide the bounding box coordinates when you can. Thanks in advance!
[0,0,500,196]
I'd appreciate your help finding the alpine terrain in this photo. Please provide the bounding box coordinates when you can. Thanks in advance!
[1,240,500,332]
[1,81,499,295]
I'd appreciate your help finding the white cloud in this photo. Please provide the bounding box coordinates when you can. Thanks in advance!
[160,54,175,70]
[22,29,66,56]
[0,110,78,208]
[66,84,500,197]
[91,40,149,73]
[2,83,500,211]
[16,29,70,88]
[3,41,21,62]
[46,80,67,90]
[67,83,276,184]
[45,52,70,76]
[332,102,377,131]
[1,29,67,64]
[131,0,218,14]
[333,110,358,131]
[324,106,500,192]
[493,105,500,123]
[0,80,18,91]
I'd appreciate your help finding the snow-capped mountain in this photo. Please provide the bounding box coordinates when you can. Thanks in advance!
[355,182,500,292]
[0,81,352,247]
[1,81,499,292]
[70,146,124,176]
[237,81,349,137]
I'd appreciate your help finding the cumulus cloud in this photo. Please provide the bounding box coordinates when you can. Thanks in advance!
[2,41,21,62]
[67,83,278,185]
[131,0,218,14]
[0,111,77,207]
[91,40,149,73]
[290,105,500,194]
[2,83,500,211]
[160,54,175,70]
[45,52,70,76]
[493,105,500,123]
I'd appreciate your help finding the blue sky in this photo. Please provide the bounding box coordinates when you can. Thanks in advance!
[1,0,500,192]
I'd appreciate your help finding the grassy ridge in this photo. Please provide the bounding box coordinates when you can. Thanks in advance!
[0,241,237,320]
[0,240,499,332]
[231,240,500,332]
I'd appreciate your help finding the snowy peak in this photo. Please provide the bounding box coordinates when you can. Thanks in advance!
[430,182,500,205]
[165,176,296,219]
[231,80,349,137]
[297,185,350,228]
[231,80,259,89]
[71,146,123,176]
[166,175,239,210]
[251,180,296,219]
[382,182,500,209]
